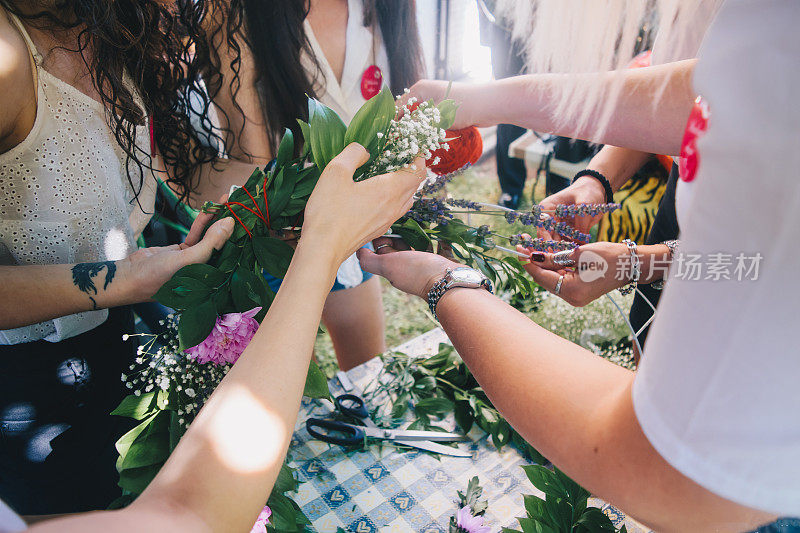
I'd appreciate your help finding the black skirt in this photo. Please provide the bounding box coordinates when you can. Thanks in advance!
[629,163,680,348]
[0,307,136,515]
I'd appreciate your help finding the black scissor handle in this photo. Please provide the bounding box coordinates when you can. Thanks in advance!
[334,393,369,420]
[306,418,365,447]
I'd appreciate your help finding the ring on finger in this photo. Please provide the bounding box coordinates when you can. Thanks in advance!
[375,243,393,252]
[554,274,565,295]
[552,249,576,267]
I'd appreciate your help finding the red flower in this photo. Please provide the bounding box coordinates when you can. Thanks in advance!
[679,96,710,183]
[427,126,483,176]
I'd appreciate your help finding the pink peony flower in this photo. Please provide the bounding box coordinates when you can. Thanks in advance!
[249,505,272,533]
[185,307,261,365]
[456,506,491,533]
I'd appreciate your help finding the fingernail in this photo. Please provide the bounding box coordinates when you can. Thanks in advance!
[221,217,235,232]
[530,253,545,262]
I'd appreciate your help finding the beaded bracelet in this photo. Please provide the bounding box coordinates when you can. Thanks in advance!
[573,169,614,204]
[618,238,640,296]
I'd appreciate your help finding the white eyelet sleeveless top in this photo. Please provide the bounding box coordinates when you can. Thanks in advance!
[0,13,157,344]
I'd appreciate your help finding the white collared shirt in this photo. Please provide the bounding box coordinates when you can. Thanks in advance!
[302,0,391,125]
[302,0,392,289]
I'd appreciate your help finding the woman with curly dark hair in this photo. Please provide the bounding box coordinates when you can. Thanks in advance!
[0,0,255,514]
[216,0,425,371]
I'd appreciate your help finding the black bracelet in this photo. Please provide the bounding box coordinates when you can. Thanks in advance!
[573,169,614,204]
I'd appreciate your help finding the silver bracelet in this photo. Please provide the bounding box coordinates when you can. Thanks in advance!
[618,238,640,296]
[651,239,679,290]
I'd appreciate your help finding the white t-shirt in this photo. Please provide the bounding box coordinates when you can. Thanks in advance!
[633,0,800,516]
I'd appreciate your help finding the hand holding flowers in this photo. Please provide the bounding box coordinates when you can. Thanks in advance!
[302,143,424,266]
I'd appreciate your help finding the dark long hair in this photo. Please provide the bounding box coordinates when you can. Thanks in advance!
[238,0,425,154]
[1,0,232,203]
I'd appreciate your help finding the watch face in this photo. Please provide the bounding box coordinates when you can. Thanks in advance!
[450,268,484,285]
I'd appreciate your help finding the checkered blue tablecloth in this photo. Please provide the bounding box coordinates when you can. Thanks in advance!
[289,333,649,532]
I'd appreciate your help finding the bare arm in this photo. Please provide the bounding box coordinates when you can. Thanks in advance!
[27,145,423,533]
[410,60,697,156]
[586,145,655,192]
[358,249,776,533]
[0,214,233,330]
[537,146,656,236]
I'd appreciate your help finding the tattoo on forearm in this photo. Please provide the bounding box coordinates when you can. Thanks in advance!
[71,261,117,310]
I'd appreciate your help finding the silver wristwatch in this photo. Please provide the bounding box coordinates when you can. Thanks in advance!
[427,267,493,321]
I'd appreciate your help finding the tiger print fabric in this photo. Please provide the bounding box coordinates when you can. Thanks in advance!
[597,159,669,244]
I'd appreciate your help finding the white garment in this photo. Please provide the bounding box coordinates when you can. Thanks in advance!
[302,0,392,124]
[0,14,156,344]
[633,0,800,516]
[302,0,391,288]
[0,498,25,533]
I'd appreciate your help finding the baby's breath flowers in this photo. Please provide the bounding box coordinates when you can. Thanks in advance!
[124,315,235,427]
[368,96,447,176]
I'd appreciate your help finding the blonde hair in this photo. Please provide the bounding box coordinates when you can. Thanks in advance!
[496,0,723,134]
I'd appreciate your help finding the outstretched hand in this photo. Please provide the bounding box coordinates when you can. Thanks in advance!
[302,143,425,264]
[121,214,235,302]
[358,237,459,299]
[537,176,607,241]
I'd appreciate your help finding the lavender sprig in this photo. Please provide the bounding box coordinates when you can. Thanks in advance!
[420,164,473,195]
[446,197,483,210]
[509,234,579,252]
[408,197,454,225]
[553,202,621,218]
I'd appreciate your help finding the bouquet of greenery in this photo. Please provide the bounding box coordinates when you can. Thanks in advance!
[111,86,620,530]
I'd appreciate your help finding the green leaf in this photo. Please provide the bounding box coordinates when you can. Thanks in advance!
[523,494,547,518]
[231,267,268,310]
[303,359,331,399]
[392,218,432,251]
[274,463,299,494]
[415,396,453,416]
[169,410,184,452]
[276,128,295,167]
[267,492,301,531]
[575,508,618,532]
[111,392,157,420]
[119,428,170,470]
[171,263,227,288]
[436,99,459,130]
[153,276,211,310]
[267,168,293,217]
[522,465,567,501]
[454,400,474,433]
[518,518,558,533]
[118,463,161,494]
[282,197,307,217]
[344,86,395,179]
[212,240,242,274]
[252,236,295,279]
[116,412,159,460]
[345,86,395,146]
[492,420,512,449]
[178,300,217,350]
[242,167,266,192]
[308,98,347,172]
[290,169,320,200]
[297,119,312,157]
[555,467,591,507]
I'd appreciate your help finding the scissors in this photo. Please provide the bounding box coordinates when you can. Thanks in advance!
[306,394,471,458]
